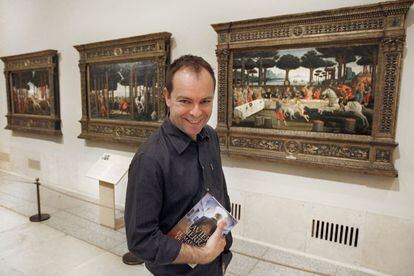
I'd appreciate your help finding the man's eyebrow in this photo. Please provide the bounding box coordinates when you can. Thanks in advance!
[176,96,192,100]
[175,96,214,100]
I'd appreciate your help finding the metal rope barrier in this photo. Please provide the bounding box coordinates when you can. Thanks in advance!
[0,172,143,265]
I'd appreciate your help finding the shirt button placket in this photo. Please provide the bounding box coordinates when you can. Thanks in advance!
[201,165,210,192]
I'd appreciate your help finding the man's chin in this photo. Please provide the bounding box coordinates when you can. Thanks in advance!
[184,127,202,139]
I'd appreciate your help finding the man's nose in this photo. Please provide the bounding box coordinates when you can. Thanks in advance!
[189,104,202,117]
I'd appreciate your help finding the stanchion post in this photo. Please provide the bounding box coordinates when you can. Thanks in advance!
[29,178,51,222]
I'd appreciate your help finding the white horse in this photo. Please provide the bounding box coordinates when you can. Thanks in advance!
[134,92,145,115]
[341,101,369,128]
[282,99,310,122]
[320,88,369,128]
[321,88,339,107]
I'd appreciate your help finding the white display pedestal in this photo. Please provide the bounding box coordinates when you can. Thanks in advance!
[87,153,131,230]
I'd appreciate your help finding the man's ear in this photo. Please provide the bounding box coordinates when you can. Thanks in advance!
[163,88,171,107]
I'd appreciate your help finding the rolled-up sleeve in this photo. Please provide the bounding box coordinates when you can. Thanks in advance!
[124,153,181,265]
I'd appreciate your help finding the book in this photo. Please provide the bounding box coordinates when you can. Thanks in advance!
[167,193,237,248]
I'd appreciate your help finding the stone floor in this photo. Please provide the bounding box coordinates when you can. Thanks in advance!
[0,170,383,275]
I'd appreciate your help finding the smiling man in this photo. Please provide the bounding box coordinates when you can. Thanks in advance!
[125,55,233,276]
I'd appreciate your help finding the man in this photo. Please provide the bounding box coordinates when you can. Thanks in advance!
[125,55,233,275]
[193,213,223,238]
[275,96,287,127]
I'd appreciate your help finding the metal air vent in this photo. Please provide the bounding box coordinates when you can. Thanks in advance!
[311,219,359,247]
[231,202,242,221]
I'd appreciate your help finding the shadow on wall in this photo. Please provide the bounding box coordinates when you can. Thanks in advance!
[401,9,414,79]
[84,140,138,153]
[406,8,414,28]
[11,131,63,144]
[221,153,399,192]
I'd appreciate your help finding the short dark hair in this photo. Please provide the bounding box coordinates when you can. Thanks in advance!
[165,55,216,93]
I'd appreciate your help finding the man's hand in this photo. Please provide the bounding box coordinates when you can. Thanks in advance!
[198,219,227,264]
[173,220,227,265]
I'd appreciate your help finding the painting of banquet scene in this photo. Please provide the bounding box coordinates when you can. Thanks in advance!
[89,60,160,121]
[232,45,377,135]
[11,70,51,116]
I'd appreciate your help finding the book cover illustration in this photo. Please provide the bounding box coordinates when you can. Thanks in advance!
[168,193,237,247]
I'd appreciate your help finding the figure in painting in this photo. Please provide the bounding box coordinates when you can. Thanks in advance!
[275,97,287,127]
[11,70,51,116]
[232,45,376,135]
[89,61,159,121]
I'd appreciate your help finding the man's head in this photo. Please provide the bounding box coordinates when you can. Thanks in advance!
[214,213,223,221]
[164,55,216,140]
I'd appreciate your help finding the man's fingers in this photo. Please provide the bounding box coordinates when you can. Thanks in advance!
[213,219,227,238]
[217,219,227,229]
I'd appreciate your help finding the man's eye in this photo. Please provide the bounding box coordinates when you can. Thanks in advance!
[179,99,191,104]
[201,99,212,104]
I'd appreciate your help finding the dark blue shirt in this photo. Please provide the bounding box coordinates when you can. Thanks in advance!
[125,118,232,276]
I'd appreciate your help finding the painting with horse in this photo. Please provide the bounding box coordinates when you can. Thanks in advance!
[232,44,376,135]
[88,61,160,122]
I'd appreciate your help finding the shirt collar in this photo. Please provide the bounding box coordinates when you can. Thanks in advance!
[161,117,210,155]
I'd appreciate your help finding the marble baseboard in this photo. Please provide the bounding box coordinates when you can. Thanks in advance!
[231,237,388,276]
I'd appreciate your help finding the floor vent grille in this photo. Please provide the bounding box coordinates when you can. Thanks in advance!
[311,219,359,247]
[231,202,242,221]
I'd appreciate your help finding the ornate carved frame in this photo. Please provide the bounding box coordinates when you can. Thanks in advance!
[212,0,413,177]
[1,50,61,135]
[74,32,171,144]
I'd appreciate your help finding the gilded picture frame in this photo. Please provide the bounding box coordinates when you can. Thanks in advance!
[1,50,62,136]
[212,0,414,176]
[74,32,171,144]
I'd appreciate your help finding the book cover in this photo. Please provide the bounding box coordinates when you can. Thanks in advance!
[167,193,237,248]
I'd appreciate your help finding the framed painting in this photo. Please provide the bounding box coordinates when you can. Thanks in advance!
[1,50,61,135]
[74,32,171,144]
[212,0,414,176]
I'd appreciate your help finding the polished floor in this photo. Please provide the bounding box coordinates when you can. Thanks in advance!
[0,171,377,275]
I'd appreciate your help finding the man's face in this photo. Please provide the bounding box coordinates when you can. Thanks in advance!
[164,67,214,140]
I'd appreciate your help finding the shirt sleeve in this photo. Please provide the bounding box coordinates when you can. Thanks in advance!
[124,152,182,265]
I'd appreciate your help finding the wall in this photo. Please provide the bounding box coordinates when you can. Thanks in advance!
[1,0,413,275]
